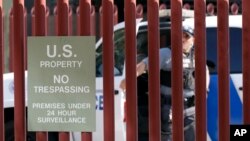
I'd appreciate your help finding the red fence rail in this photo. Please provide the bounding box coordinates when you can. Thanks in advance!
[124,1,137,141]
[171,1,184,140]
[99,4,118,37]
[57,0,71,140]
[79,0,92,140]
[217,1,230,141]
[13,1,26,141]
[194,0,206,141]
[9,8,27,72]
[242,0,250,125]
[77,4,95,36]
[33,1,48,141]
[31,6,50,36]
[147,0,161,140]
[0,0,4,141]
[102,1,115,141]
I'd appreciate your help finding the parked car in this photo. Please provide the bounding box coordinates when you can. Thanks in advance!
[3,9,243,141]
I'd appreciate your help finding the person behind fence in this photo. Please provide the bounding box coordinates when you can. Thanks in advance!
[120,25,210,141]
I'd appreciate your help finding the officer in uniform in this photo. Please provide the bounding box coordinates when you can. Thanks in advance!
[120,25,210,141]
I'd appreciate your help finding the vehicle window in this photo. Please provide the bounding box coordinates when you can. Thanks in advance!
[206,27,242,74]
[96,29,125,77]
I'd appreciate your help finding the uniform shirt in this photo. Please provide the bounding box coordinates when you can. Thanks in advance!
[142,47,197,97]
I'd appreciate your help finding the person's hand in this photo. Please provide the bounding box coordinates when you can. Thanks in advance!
[120,61,146,92]
[136,61,147,76]
[120,79,126,92]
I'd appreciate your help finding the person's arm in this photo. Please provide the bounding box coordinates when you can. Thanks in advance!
[120,48,171,91]
[159,48,172,70]
[120,60,148,91]
[137,47,172,73]
[136,60,148,76]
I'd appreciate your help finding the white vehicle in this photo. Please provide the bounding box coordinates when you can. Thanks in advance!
[3,10,243,141]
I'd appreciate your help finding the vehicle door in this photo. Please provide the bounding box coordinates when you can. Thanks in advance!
[93,28,126,141]
[206,27,243,141]
[120,23,172,139]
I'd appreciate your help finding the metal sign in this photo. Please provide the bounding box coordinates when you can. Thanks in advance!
[28,36,96,132]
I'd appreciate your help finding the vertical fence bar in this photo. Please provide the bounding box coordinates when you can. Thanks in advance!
[194,0,207,141]
[242,0,250,124]
[76,7,80,35]
[79,0,91,36]
[136,4,143,19]
[31,7,35,35]
[102,0,115,141]
[9,9,13,72]
[124,0,137,141]
[171,0,184,141]
[46,7,49,35]
[113,5,118,25]
[24,9,27,70]
[77,5,96,36]
[31,6,49,36]
[99,4,117,37]
[68,6,72,35]
[90,5,96,36]
[34,0,48,140]
[217,0,230,141]
[57,0,69,140]
[159,3,167,10]
[79,0,92,140]
[0,0,4,141]
[53,6,57,35]
[57,0,69,36]
[54,5,72,36]
[147,0,160,141]
[13,0,26,141]
[99,6,103,37]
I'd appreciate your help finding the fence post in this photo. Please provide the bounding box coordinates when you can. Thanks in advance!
[34,0,48,141]
[9,9,13,72]
[194,0,207,141]
[13,0,26,141]
[113,5,118,25]
[102,0,115,141]
[0,0,4,140]
[79,0,92,140]
[217,0,230,141]
[242,0,250,124]
[90,5,96,36]
[136,4,143,18]
[31,6,49,36]
[77,5,96,36]
[79,0,91,36]
[159,3,167,10]
[54,5,72,36]
[99,4,117,37]
[171,0,184,141]
[147,0,160,141]
[207,3,215,16]
[68,6,72,35]
[124,0,137,141]
[57,0,69,140]
[230,3,239,15]
[24,9,27,70]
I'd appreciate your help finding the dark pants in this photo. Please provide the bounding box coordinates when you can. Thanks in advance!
[138,95,195,141]
[161,95,195,141]
[138,119,195,141]
[161,116,195,141]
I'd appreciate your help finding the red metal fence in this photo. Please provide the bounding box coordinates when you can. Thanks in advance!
[0,0,250,141]
[0,1,3,141]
